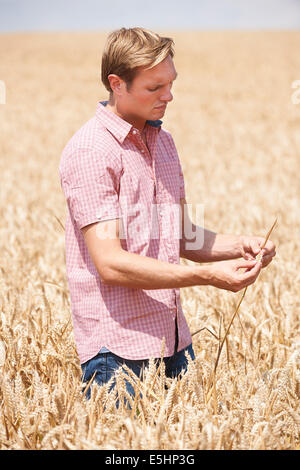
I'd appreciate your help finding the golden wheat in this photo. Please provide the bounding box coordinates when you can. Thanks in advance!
[0,31,299,450]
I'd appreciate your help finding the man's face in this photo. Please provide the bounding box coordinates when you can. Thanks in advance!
[118,55,177,125]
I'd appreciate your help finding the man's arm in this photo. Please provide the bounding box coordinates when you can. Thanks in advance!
[179,198,242,262]
[179,198,276,266]
[81,218,262,292]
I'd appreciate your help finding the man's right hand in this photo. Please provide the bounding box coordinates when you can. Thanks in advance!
[206,258,262,293]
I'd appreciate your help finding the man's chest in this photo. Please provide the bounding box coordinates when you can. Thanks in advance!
[119,138,180,205]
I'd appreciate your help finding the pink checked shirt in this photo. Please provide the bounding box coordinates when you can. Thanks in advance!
[59,101,192,364]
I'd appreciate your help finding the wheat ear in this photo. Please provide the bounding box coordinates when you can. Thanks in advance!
[203,218,278,401]
[213,217,277,375]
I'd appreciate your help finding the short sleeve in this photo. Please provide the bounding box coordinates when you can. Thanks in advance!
[59,147,122,230]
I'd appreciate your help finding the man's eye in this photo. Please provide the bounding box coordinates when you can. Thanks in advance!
[148,87,159,92]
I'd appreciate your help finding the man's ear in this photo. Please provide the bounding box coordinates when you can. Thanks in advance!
[108,74,125,96]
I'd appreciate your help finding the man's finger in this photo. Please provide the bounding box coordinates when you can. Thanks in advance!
[236,259,258,270]
[251,239,261,256]
[241,260,262,282]
[261,253,275,267]
[263,240,276,256]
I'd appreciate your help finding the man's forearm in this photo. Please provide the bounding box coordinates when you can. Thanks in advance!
[180,224,242,263]
[101,249,212,290]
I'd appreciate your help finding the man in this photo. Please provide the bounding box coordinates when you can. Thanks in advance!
[59,27,276,398]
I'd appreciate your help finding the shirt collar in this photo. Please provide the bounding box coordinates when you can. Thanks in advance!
[95,101,162,143]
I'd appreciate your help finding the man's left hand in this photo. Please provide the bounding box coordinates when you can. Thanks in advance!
[240,236,276,268]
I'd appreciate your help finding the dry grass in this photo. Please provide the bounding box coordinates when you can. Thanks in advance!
[0,31,300,450]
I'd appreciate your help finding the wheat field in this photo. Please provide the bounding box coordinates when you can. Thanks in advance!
[0,31,299,450]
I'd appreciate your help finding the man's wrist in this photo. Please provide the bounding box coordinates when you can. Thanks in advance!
[193,264,213,286]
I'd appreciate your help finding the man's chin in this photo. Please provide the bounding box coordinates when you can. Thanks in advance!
[151,107,167,119]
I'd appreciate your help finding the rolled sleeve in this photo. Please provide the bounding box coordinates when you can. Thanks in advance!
[60,147,122,230]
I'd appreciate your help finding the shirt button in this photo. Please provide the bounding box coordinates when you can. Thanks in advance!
[141,150,144,153]
[132,130,137,135]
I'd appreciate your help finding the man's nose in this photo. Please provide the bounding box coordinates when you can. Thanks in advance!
[161,88,173,103]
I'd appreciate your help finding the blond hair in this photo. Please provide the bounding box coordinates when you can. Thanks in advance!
[101,27,175,92]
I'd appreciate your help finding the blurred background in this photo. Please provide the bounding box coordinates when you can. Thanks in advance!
[0,0,300,31]
[0,0,300,450]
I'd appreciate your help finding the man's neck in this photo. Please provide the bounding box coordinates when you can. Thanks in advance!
[106,99,146,133]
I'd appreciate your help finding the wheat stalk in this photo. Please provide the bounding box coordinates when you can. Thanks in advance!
[2,32,299,450]
[205,218,278,394]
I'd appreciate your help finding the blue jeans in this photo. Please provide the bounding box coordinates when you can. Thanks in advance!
[81,344,195,401]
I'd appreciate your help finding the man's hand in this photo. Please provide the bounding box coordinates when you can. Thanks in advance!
[239,236,276,268]
[207,258,262,293]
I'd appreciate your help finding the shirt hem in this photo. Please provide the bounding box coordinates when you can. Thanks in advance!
[79,340,193,364]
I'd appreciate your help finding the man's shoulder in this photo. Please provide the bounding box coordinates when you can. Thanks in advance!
[63,115,115,149]
[158,126,175,143]
[59,115,120,168]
